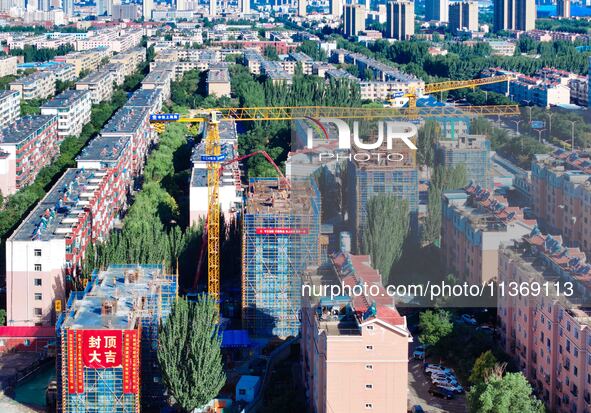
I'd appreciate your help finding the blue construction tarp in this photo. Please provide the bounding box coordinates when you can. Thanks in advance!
[221,330,251,348]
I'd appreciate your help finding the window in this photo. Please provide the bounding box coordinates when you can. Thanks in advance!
[34,293,42,301]
[0,339,4,346]
[366,345,373,351]
[365,404,373,409]
[367,325,374,330]
[365,365,373,370]
[34,278,42,287]
[34,249,41,257]
[34,308,42,316]
[34,264,42,271]
[23,339,30,347]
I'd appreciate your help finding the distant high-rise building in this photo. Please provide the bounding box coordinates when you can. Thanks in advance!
[61,0,72,15]
[142,0,152,19]
[448,0,478,32]
[298,0,306,16]
[96,0,113,15]
[113,3,139,19]
[176,0,186,10]
[425,0,448,22]
[37,0,50,11]
[209,0,216,15]
[343,4,366,38]
[386,0,414,40]
[493,0,535,31]
[330,0,343,18]
[557,0,570,17]
[241,0,250,13]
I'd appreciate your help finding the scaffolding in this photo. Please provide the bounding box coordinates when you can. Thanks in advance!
[56,264,177,413]
[242,177,321,337]
[436,135,493,190]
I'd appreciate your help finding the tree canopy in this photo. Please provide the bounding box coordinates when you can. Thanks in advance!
[469,350,499,386]
[468,372,545,413]
[418,309,453,347]
[158,296,226,412]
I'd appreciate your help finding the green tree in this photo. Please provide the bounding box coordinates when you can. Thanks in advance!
[422,164,467,244]
[158,296,226,412]
[417,119,440,168]
[418,309,453,347]
[468,372,545,413]
[0,309,5,325]
[363,194,410,284]
[469,350,499,385]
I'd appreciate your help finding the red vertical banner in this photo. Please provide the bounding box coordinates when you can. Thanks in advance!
[123,329,139,394]
[122,330,132,394]
[67,330,76,394]
[76,331,84,393]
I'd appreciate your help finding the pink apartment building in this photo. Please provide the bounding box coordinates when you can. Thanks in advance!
[531,150,591,254]
[0,115,59,196]
[301,251,411,413]
[441,184,535,285]
[499,229,591,413]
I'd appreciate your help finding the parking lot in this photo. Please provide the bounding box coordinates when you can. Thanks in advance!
[408,359,467,413]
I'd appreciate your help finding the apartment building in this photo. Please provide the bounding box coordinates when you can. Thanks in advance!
[103,63,126,86]
[190,121,242,225]
[436,135,493,190]
[110,47,145,77]
[288,51,314,75]
[125,88,163,114]
[493,0,535,32]
[75,70,113,104]
[261,60,293,84]
[141,69,173,100]
[498,230,591,412]
[0,115,59,196]
[41,90,92,138]
[5,167,127,326]
[43,62,77,83]
[448,0,478,33]
[54,48,110,77]
[100,105,153,177]
[344,4,366,38]
[531,150,591,254]
[206,66,231,97]
[0,90,20,128]
[0,55,18,77]
[75,28,143,53]
[301,251,411,413]
[9,71,56,101]
[441,185,535,285]
[386,0,415,40]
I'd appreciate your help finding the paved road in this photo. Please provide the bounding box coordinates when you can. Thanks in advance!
[408,359,468,413]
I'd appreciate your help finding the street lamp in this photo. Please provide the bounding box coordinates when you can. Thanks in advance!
[569,120,577,150]
[512,119,522,135]
[546,111,554,141]
[523,100,533,123]
[536,129,546,143]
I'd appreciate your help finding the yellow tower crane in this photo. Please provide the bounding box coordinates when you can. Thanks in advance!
[403,75,515,109]
[149,103,519,308]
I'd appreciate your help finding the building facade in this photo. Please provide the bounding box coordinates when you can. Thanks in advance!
[301,251,411,413]
[0,90,20,128]
[449,0,478,33]
[493,0,536,32]
[41,90,92,138]
[76,70,114,104]
[386,0,415,40]
[9,71,56,101]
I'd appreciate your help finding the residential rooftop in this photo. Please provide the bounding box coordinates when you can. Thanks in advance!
[102,106,149,135]
[207,66,230,83]
[0,90,19,100]
[125,89,162,109]
[142,70,172,84]
[76,70,111,85]
[10,70,54,86]
[245,177,317,215]
[10,168,109,242]
[0,115,56,145]
[41,89,90,109]
[77,135,131,163]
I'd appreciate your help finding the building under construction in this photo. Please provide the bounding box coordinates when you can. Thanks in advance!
[348,134,419,250]
[242,177,321,338]
[56,264,177,413]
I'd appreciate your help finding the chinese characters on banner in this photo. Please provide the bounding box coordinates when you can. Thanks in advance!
[67,330,76,394]
[81,330,123,368]
[122,329,139,394]
[255,227,310,235]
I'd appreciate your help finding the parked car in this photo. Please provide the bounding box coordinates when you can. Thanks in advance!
[410,406,425,413]
[413,345,426,360]
[461,314,477,325]
[476,325,494,334]
[424,364,455,375]
[431,373,458,384]
[434,381,464,394]
[429,385,455,399]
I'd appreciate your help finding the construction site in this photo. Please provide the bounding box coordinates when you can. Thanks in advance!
[55,264,177,413]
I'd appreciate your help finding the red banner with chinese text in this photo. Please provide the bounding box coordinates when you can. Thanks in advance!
[76,331,84,393]
[67,330,76,394]
[81,330,123,368]
[122,329,139,394]
[255,227,309,235]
